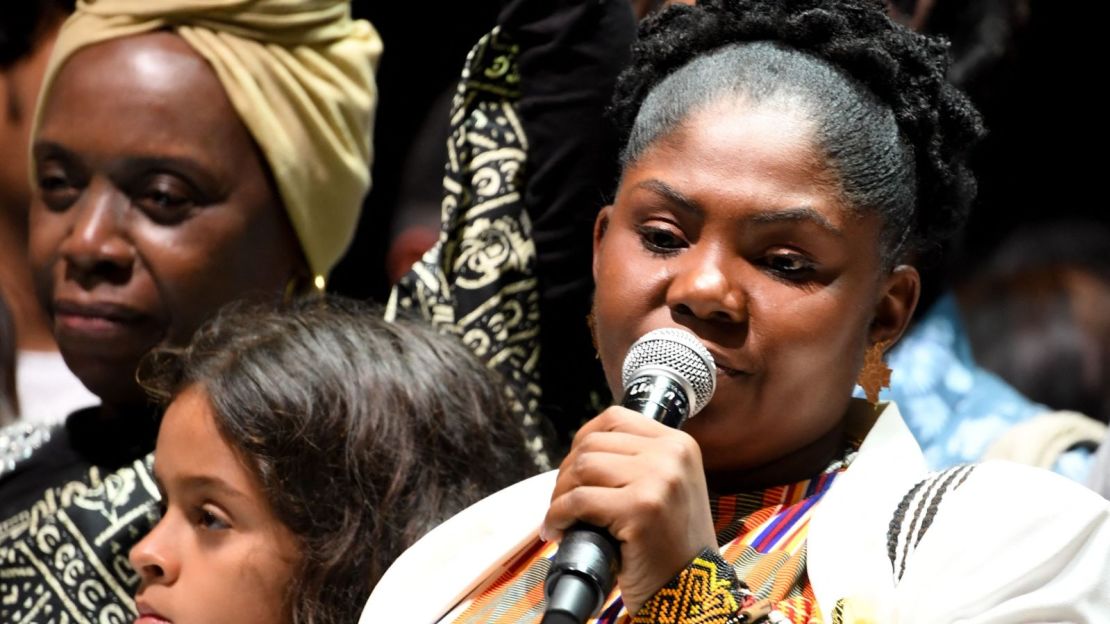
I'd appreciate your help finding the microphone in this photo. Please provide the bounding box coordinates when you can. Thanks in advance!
[543,328,716,624]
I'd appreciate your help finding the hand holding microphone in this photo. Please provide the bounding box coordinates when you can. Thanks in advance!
[543,328,718,622]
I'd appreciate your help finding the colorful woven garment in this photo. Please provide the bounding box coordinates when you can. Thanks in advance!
[449,452,855,624]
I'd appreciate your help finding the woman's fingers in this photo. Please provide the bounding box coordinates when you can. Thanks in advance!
[545,485,625,535]
[564,429,655,459]
[572,405,675,441]
[553,445,639,499]
[545,430,706,537]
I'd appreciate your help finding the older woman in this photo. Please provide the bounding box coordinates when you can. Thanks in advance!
[0,1,378,620]
[364,0,1110,622]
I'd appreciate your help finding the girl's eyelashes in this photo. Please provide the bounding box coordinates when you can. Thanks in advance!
[197,506,232,531]
[151,497,233,531]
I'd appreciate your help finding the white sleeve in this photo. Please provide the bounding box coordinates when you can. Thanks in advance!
[889,461,1110,623]
[360,471,557,624]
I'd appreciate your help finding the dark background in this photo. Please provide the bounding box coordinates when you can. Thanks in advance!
[331,2,500,302]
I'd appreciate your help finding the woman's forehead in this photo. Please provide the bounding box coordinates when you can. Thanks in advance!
[613,101,868,242]
[37,32,252,164]
[628,102,836,194]
[49,31,213,100]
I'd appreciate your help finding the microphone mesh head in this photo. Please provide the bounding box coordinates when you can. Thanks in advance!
[621,328,716,416]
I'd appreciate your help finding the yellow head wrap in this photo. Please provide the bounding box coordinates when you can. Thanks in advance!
[33,0,382,281]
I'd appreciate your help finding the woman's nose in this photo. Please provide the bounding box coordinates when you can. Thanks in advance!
[129,512,180,587]
[57,181,134,287]
[666,247,746,324]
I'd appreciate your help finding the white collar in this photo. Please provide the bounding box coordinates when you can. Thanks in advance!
[361,470,555,623]
[807,400,928,620]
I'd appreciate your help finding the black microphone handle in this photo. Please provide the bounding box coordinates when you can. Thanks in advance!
[542,526,620,624]
[542,372,692,624]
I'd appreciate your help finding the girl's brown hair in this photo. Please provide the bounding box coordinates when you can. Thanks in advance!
[142,296,536,624]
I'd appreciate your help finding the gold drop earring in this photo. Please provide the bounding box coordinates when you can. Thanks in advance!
[858,341,891,406]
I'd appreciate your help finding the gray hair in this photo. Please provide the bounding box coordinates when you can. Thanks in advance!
[623,41,917,265]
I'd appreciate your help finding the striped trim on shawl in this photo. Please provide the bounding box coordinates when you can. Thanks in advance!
[449,452,856,624]
[886,464,977,583]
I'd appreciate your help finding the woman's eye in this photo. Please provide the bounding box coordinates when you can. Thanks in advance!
[765,252,814,277]
[134,175,196,223]
[37,167,81,211]
[637,225,686,254]
[39,173,68,191]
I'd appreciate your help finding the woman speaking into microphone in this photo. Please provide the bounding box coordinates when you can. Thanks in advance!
[366,0,1110,622]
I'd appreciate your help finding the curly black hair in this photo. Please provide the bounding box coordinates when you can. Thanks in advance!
[610,0,985,266]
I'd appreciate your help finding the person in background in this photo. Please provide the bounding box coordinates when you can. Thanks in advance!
[364,1,1110,621]
[384,0,688,290]
[956,221,1109,474]
[0,1,380,620]
[385,0,693,465]
[0,0,97,425]
[872,0,1107,482]
[386,0,637,466]
[130,298,535,624]
[878,292,1105,480]
[959,221,1110,426]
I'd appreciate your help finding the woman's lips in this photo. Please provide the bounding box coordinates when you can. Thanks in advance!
[52,299,154,346]
[715,362,747,377]
[54,299,144,321]
[703,346,751,378]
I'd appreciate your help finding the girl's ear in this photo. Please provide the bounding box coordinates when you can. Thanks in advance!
[869,264,920,347]
[592,205,612,282]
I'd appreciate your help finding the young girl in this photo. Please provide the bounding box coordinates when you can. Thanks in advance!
[363,0,1110,621]
[131,298,536,624]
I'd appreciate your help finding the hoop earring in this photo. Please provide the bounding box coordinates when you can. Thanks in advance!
[858,341,891,406]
